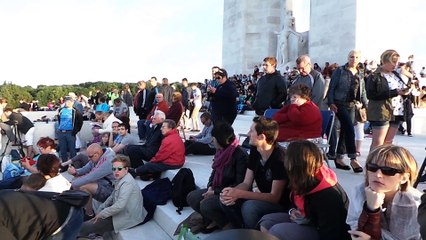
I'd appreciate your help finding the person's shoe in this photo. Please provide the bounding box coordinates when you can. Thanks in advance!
[408,133,413,137]
[350,159,363,173]
[326,153,336,160]
[334,160,350,171]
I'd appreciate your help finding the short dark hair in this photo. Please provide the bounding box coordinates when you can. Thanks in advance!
[118,123,128,129]
[211,121,235,148]
[200,112,211,120]
[214,68,228,78]
[36,154,61,178]
[253,116,279,145]
[163,119,176,129]
[288,84,311,100]
[23,173,47,190]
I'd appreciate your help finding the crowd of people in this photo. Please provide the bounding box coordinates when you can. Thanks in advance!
[1,49,426,239]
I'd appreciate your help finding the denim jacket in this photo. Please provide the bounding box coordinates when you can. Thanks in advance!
[327,64,367,107]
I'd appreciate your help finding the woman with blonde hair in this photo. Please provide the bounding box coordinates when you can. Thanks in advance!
[366,50,411,151]
[347,145,421,240]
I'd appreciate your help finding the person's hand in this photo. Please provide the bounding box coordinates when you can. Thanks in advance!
[92,214,102,224]
[202,187,214,199]
[220,187,238,206]
[67,165,77,176]
[330,104,338,113]
[397,88,410,96]
[355,101,363,109]
[20,158,30,169]
[288,208,304,221]
[348,230,371,240]
[365,186,385,211]
[208,85,216,93]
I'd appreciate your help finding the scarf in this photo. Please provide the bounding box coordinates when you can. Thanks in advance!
[293,165,337,216]
[211,138,239,189]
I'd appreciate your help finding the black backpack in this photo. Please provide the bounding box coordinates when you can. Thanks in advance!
[141,178,172,223]
[171,168,196,215]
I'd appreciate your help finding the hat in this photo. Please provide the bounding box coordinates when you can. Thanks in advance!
[68,92,77,99]
[64,96,74,102]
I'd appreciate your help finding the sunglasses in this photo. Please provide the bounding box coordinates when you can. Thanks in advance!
[366,163,403,176]
[112,167,126,172]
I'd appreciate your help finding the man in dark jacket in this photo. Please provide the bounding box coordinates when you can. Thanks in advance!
[127,110,165,168]
[57,96,83,162]
[0,108,35,157]
[252,57,287,115]
[133,80,149,120]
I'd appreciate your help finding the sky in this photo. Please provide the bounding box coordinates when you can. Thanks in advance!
[0,0,224,87]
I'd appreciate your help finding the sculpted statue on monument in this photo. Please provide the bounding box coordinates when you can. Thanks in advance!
[276,10,306,69]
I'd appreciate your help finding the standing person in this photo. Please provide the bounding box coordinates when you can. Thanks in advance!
[252,57,287,115]
[181,78,192,128]
[0,108,36,157]
[186,121,248,232]
[160,77,174,106]
[190,83,202,131]
[292,55,326,109]
[259,141,351,240]
[133,80,149,120]
[366,49,410,151]
[57,96,83,162]
[219,117,289,229]
[79,155,145,237]
[121,84,133,107]
[208,68,239,125]
[396,62,414,137]
[145,77,161,115]
[327,50,365,172]
[347,145,421,240]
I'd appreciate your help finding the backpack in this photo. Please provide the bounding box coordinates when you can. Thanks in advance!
[171,168,196,215]
[141,178,172,223]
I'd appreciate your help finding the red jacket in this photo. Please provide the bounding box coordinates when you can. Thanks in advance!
[147,101,169,119]
[273,100,322,141]
[150,129,185,166]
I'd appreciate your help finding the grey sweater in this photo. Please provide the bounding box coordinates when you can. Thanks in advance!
[72,148,116,188]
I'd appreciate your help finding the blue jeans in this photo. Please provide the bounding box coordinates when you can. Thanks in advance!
[335,103,356,159]
[57,132,76,162]
[60,207,84,240]
[221,199,285,229]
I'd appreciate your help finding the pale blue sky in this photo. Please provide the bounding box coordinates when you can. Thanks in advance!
[0,0,224,87]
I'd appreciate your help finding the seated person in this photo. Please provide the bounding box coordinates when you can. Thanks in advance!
[219,116,290,229]
[67,143,116,219]
[187,121,248,233]
[137,93,169,140]
[130,119,184,179]
[272,84,321,143]
[89,124,103,145]
[79,155,145,237]
[0,189,84,240]
[109,123,138,154]
[37,154,71,193]
[127,110,165,168]
[0,108,35,157]
[94,111,122,135]
[100,132,110,148]
[0,137,58,190]
[184,112,215,155]
[259,140,351,240]
[20,172,47,191]
[95,96,110,113]
[166,91,184,124]
[112,98,130,133]
[347,145,421,240]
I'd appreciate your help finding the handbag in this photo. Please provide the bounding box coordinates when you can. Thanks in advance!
[355,107,367,123]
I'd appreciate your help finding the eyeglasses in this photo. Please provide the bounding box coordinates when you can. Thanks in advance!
[112,167,126,171]
[366,163,403,176]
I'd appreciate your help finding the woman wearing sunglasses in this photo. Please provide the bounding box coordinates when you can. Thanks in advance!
[79,155,145,237]
[347,145,421,240]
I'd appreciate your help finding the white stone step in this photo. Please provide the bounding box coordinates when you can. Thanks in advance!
[117,220,172,240]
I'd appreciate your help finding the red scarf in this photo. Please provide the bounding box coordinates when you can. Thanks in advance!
[211,138,239,188]
[293,165,337,216]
